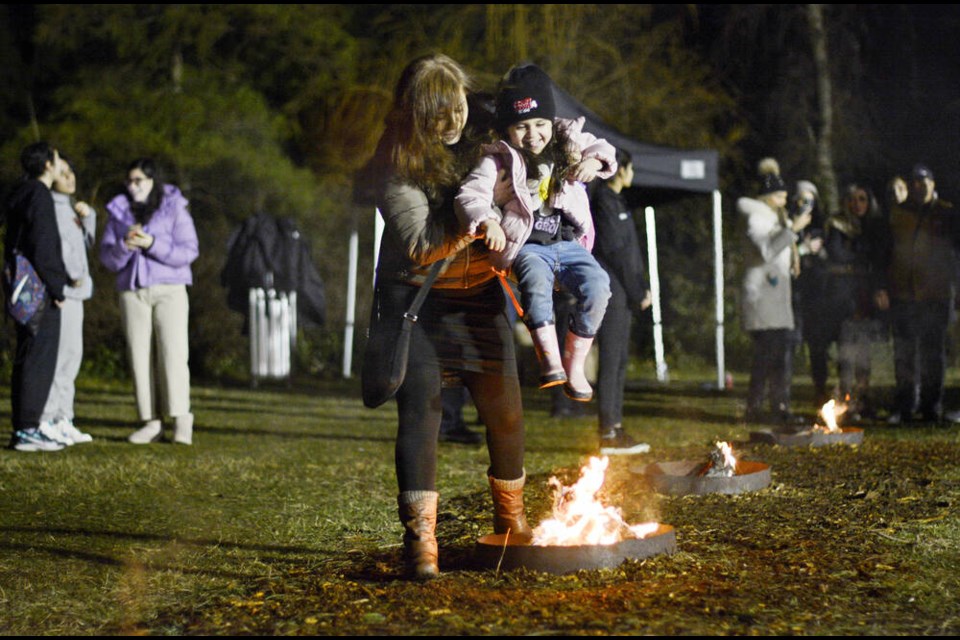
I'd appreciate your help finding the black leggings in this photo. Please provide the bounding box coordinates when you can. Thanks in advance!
[596,278,632,430]
[395,365,524,491]
[386,281,525,492]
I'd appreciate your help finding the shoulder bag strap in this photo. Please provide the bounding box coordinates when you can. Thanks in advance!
[403,254,454,322]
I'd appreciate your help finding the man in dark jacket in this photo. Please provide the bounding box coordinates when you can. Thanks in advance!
[5,142,68,451]
[591,149,652,455]
[877,164,958,424]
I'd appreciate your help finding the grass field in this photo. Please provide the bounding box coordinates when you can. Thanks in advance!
[1,365,959,635]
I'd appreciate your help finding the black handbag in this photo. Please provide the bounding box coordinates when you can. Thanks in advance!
[361,257,449,408]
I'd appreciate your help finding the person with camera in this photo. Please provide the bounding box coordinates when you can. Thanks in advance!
[739,158,812,427]
[788,180,829,407]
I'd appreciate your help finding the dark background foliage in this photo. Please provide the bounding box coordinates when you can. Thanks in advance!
[1,4,957,381]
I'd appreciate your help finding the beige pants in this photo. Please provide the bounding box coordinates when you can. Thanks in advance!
[119,284,191,421]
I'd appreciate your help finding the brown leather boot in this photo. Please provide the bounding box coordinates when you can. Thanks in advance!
[397,491,439,580]
[488,472,533,541]
[529,324,567,389]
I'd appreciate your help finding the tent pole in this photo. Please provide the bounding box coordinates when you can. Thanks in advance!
[374,208,384,286]
[644,206,668,382]
[713,190,725,390]
[346,208,384,378]
[343,228,359,378]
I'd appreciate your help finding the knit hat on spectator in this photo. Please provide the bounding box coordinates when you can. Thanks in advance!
[496,64,556,131]
[795,180,819,201]
[910,163,934,181]
[757,157,786,195]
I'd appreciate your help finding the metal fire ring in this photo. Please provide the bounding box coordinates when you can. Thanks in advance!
[749,427,864,448]
[474,524,676,575]
[635,460,772,496]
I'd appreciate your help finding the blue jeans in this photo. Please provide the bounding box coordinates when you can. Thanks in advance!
[513,241,610,337]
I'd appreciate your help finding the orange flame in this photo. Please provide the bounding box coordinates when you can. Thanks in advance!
[532,456,659,546]
[817,399,846,433]
[701,441,737,477]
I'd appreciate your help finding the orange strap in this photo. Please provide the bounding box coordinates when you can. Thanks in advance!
[496,270,524,319]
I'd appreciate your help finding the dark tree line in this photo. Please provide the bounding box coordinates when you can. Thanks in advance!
[0,4,955,379]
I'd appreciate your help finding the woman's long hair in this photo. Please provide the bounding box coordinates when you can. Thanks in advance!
[127,157,164,224]
[371,54,473,199]
[827,183,880,239]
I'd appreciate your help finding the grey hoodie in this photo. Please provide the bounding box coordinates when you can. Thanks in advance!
[52,191,95,301]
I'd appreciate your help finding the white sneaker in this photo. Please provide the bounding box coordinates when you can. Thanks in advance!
[39,420,73,446]
[10,429,65,452]
[57,418,93,444]
[128,419,163,444]
[599,427,651,456]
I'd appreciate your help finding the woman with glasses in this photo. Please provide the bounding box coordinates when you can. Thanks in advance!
[822,183,887,421]
[100,158,199,444]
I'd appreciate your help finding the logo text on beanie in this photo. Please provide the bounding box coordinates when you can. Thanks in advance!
[513,97,538,115]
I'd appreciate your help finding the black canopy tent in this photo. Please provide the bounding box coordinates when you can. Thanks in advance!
[552,78,726,388]
[351,75,726,388]
[552,81,719,193]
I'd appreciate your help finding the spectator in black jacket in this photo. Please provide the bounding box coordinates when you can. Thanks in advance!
[591,149,652,455]
[822,183,887,420]
[5,142,69,452]
[789,180,829,407]
[876,164,958,424]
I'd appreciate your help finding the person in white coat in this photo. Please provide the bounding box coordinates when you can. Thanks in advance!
[738,158,811,426]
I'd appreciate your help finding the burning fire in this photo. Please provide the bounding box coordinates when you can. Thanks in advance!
[531,456,659,546]
[815,399,847,433]
[699,441,737,477]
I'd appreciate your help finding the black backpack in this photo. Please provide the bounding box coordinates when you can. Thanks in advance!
[221,212,326,328]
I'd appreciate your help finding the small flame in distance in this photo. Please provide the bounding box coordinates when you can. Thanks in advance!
[701,441,737,477]
[817,399,846,433]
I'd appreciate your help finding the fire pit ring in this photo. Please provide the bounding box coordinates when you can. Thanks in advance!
[474,525,676,574]
[634,460,771,496]
[749,427,864,447]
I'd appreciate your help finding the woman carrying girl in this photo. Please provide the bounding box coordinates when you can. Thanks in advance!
[365,54,529,580]
[456,63,614,402]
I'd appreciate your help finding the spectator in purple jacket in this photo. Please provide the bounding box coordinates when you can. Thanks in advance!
[100,158,199,445]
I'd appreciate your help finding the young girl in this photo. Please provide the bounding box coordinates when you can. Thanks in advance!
[456,63,614,401]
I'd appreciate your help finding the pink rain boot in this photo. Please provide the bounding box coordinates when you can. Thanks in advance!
[563,332,594,402]
[529,324,567,389]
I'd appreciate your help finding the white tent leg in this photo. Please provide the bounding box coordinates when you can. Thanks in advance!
[713,190,725,390]
[343,228,358,378]
[645,206,668,383]
[374,208,384,287]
